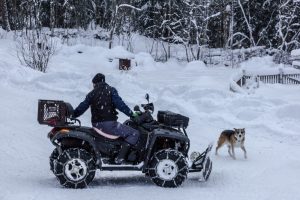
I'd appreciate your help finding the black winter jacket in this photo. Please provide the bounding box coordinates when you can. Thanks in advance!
[73,83,133,123]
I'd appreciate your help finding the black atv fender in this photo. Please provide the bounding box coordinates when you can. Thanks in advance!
[51,130,102,167]
[143,128,190,172]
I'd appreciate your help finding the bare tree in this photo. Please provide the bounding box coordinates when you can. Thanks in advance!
[237,0,255,47]
[108,3,141,49]
[17,30,57,72]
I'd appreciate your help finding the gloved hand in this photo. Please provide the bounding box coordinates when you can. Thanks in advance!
[70,113,77,119]
[131,111,141,124]
[132,111,140,118]
[70,110,78,119]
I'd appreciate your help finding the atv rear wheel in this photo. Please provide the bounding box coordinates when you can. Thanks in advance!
[50,148,59,173]
[54,148,96,189]
[148,149,188,188]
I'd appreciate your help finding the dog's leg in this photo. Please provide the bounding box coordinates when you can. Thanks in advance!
[227,145,232,157]
[215,146,219,155]
[215,136,224,155]
[215,143,223,155]
[231,144,236,160]
[241,145,247,159]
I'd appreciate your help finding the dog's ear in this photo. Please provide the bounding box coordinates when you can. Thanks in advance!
[233,128,237,131]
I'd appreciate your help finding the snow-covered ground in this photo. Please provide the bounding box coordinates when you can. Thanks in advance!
[1,36,300,200]
[292,48,300,68]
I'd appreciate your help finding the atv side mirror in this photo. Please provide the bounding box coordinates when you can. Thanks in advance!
[134,105,140,112]
[145,93,150,103]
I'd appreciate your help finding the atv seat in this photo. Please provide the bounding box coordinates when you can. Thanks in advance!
[93,127,119,140]
[75,126,124,144]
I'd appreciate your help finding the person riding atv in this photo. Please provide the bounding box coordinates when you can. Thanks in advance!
[38,78,213,188]
[73,73,139,164]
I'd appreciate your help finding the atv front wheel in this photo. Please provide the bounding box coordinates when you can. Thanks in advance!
[54,148,96,188]
[148,149,188,188]
[50,148,59,173]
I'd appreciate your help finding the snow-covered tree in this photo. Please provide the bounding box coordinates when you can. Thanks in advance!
[275,0,300,51]
[1,0,300,56]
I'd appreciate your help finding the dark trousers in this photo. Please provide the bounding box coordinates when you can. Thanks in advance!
[92,121,139,145]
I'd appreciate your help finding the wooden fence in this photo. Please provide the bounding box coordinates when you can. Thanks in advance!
[237,70,300,87]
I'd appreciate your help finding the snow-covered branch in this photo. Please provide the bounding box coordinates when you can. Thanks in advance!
[204,12,221,21]
[116,4,142,14]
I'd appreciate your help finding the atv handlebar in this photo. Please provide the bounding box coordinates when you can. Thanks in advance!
[131,110,154,125]
[134,102,154,113]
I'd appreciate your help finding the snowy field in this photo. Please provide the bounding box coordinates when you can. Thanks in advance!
[1,37,300,200]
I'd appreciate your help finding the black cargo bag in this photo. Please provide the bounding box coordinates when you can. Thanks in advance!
[157,111,189,128]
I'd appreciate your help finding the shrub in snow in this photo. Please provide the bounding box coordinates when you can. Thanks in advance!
[0,27,7,39]
[291,49,300,69]
[17,31,57,73]
[291,49,300,59]
[185,60,206,71]
[273,51,292,65]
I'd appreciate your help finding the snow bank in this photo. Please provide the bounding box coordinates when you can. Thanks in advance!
[229,79,246,93]
[108,46,135,59]
[241,56,277,70]
[229,71,247,94]
[0,27,6,38]
[291,48,300,57]
[291,49,300,66]
[245,67,300,76]
[241,56,300,75]
[292,60,300,68]
[134,52,155,70]
[185,60,206,71]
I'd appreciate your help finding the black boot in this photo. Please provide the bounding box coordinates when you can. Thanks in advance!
[115,143,131,164]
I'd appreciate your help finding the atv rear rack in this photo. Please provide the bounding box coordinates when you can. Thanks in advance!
[38,99,81,127]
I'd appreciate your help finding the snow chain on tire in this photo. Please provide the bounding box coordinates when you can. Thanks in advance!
[50,148,59,173]
[54,148,96,189]
[148,149,188,188]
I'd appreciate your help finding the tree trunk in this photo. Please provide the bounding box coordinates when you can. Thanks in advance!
[50,0,55,35]
[2,0,11,31]
[237,0,255,47]
[108,13,116,49]
[108,1,117,49]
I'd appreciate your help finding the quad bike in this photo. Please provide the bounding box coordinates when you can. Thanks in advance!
[38,94,212,188]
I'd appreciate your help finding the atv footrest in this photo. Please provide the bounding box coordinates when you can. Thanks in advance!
[101,162,144,171]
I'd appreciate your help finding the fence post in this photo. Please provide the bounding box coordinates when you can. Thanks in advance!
[256,75,260,88]
[279,68,283,84]
[242,69,246,86]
